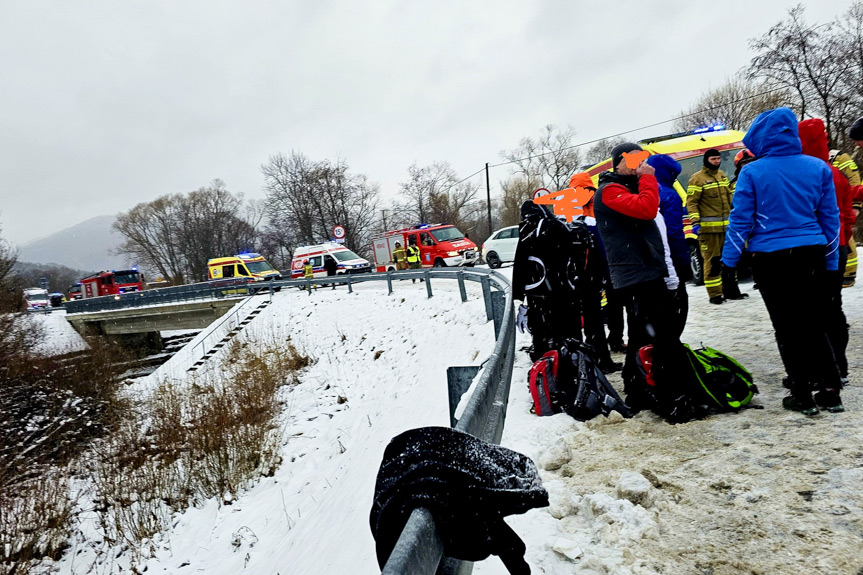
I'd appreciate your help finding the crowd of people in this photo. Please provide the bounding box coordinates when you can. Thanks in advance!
[513,106,863,416]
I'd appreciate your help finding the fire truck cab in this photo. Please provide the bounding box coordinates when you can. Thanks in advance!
[372,224,478,272]
[79,269,145,298]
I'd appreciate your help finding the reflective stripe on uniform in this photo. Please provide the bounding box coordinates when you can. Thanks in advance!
[834,160,858,171]
[701,220,730,227]
[704,278,723,287]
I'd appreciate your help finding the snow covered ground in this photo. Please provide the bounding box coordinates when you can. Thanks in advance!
[27,308,88,355]
[47,271,863,574]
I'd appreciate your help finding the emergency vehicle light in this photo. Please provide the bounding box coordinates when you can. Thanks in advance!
[692,124,725,134]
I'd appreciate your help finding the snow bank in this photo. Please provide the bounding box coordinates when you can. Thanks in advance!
[27,309,88,356]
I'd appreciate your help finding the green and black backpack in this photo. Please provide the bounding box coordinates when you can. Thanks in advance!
[684,345,758,411]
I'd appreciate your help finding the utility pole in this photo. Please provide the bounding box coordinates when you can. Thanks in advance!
[381,209,389,230]
[485,162,492,236]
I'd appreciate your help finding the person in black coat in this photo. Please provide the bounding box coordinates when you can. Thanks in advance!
[323,254,339,289]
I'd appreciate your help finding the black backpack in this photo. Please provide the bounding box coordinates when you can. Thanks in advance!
[529,338,631,421]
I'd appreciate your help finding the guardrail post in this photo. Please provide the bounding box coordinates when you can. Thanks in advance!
[490,290,506,338]
[347,274,353,294]
[446,366,481,427]
[457,271,467,303]
[424,270,432,298]
[481,276,493,320]
[387,269,393,295]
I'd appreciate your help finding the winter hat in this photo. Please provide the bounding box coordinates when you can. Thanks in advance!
[610,142,644,171]
[520,198,548,220]
[849,116,863,141]
[703,148,721,169]
[568,172,596,190]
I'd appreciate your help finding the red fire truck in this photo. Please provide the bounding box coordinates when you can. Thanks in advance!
[371,224,478,272]
[79,269,145,298]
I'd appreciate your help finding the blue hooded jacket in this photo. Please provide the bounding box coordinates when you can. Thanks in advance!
[646,154,690,281]
[722,107,839,270]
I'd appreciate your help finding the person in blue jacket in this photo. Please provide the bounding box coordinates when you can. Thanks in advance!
[723,107,843,415]
[646,154,692,336]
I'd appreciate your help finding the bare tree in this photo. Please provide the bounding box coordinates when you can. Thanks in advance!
[498,175,541,228]
[583,137,627,166]
[114,195,187,284]
[114,182,262,283]
[675,73,789,132]
[748,5,848,139]
[501,125,583,191]
[262,152,379,257]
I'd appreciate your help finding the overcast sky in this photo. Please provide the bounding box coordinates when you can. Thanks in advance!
[0,0,851,246]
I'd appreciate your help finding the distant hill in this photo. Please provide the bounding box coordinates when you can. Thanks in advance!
[18,215,134,271]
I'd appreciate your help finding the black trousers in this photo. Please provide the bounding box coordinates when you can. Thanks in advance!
[670,282,689,339]
[617,278,687,398]
[827,246,850,377]
[582,283,613,367]
[605,286,629,346]
[752,246,841,397]
[526,295,581,358]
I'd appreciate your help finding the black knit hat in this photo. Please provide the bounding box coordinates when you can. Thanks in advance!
[849,116,863,141]
[610,142,644,171]
[703,148,721,168]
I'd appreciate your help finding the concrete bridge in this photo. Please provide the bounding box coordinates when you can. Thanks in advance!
[65,297,243,350]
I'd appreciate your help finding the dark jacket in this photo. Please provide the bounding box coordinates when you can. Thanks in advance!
[511,201,571,300]
[370,426,548,575]
[646,154,691,282]
[722,107,840,270]
[324,255,338,275]
[594,171,667,289]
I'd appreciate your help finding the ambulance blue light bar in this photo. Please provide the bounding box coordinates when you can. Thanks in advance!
[692,124,725,134]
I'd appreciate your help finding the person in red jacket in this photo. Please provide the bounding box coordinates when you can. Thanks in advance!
[799,119,854,386]
[594,143,690,417]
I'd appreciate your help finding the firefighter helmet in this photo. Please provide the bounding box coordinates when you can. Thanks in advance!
[733,148,755,169]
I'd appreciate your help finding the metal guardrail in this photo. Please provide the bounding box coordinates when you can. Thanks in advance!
[64,268,515,574]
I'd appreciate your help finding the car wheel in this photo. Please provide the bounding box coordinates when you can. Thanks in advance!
[486,251,502,269]
[689,242,704,286]
[433,258,446,267]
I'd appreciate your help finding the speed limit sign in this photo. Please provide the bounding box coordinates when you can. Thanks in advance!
[333,225,346,239]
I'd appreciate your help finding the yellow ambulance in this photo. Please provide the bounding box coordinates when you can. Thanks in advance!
[207,253,281,282]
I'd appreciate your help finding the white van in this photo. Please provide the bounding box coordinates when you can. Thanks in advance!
[23,287,51,312]
[290,243,372,278]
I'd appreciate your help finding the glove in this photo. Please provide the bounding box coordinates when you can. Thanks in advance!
[516,304,529,334]
[692,224,701,236]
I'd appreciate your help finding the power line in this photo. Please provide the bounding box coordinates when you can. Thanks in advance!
[489,87,784,168]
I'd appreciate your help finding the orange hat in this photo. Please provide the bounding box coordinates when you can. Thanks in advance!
[568,172,596,190]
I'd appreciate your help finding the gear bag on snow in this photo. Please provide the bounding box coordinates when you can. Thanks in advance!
[528,339,632,421]
[684,344,758,410]
[634,344,757,422]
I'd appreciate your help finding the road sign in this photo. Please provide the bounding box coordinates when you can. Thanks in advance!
[333,224,346,240]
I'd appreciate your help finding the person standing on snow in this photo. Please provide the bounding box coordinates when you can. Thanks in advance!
[324,254,338,289]
[723,107,842,415]
[392,242,408,271]
[646,154,692,336]
[511,199,576,361]
[686,148,746,304]
[406,238,422,283]
[799,118,855,387]
[594,143,688,410]
[828,147,861,287]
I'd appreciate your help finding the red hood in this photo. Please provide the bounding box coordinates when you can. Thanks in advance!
[798,118,829,162]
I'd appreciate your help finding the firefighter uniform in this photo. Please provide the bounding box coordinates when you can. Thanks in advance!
[303,263,314,279]
[393,244,408,270]
[832,151,860,287]
[687,166,733,300]
[406,245,421,269]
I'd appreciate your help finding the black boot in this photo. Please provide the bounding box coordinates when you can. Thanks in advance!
[709,296,725,305]
[814,388,845,413]
[722,266,747,300]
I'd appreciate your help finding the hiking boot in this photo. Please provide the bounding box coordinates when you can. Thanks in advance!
[725,292,749,300]
[709,296,725,305]
[782,395,818,416]
[814,390,845,413]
